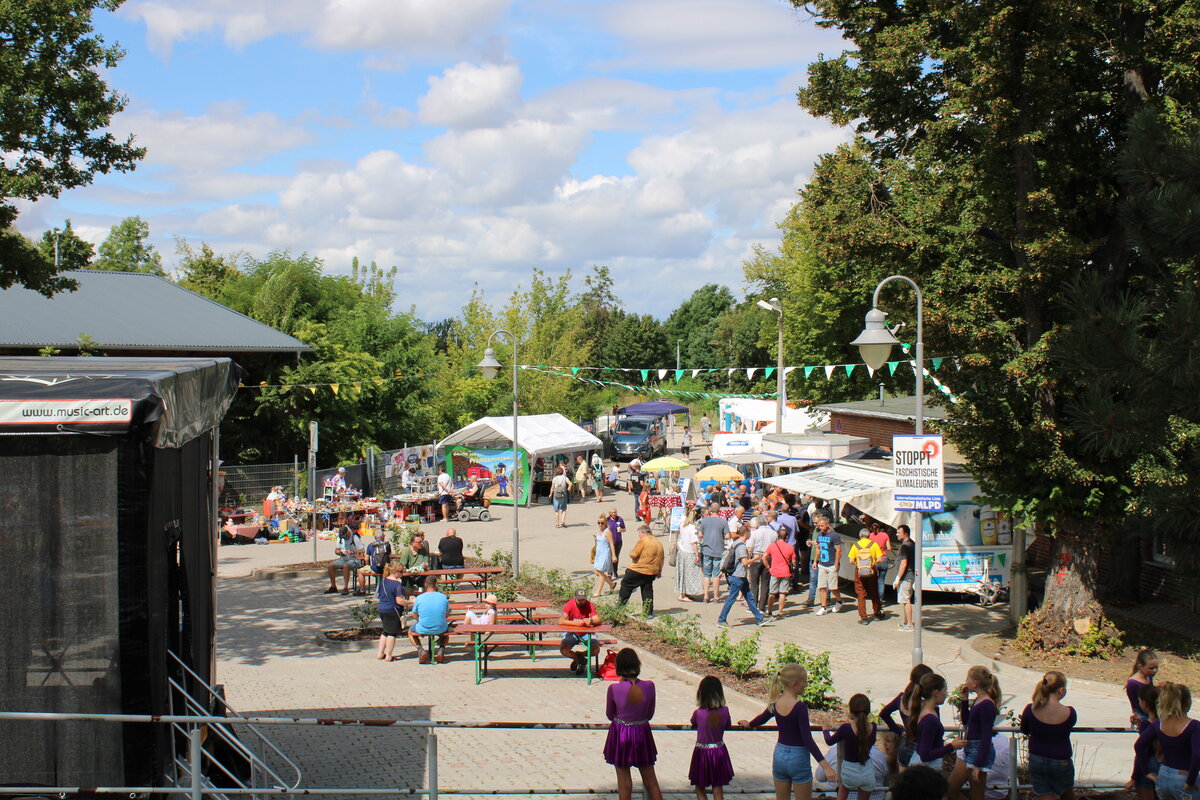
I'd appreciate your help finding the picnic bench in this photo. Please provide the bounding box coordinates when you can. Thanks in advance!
[456,623,614,685]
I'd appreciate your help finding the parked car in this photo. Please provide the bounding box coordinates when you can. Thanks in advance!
[604,415,666,461]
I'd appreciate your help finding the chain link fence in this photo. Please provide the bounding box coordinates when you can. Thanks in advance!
[218,460,303,509]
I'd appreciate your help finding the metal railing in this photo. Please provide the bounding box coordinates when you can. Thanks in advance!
[0,711,1136,800]
[219,459,302,509]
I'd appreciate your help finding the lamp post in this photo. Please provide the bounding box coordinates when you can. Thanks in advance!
[756,297,783,433]
[477,330,522,579]
[52,227,61,268]
[851,275,925,667]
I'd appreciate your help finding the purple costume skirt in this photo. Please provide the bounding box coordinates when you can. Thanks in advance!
[689,743,734,787]
[604,719,658,767]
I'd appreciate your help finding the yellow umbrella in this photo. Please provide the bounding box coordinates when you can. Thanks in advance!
[693,464,745,481]
[641,456,689,471]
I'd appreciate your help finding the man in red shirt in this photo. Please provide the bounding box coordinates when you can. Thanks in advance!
[558,588,601,675]
[761,528,797,617]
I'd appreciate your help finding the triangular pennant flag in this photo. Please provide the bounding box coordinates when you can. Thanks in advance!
[764,367,775,379]
[674,369,684,382]
[824,365,835,379]
[866,366,875,377]
[308,386,317,394]
[727,369,735,377]
[746,368,757,380]
[997,553,1007,567]
[330,383,339,395]
[658,369,668,380]
[923,556,934,573]
[888,361,899,375]
[571,367,579,375]
[640,370,648,382]
[692,369,702,378]
[844,364,855,377]
[804,366,816,379]
[931,357,943,371]
[954,358,961,371]
[784,367,796,376]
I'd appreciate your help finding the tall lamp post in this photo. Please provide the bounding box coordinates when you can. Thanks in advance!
[477,330,522,579]
[756,297,783,433]
[851,275,925,667]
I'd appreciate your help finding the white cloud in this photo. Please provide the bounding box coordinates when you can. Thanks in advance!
[417,62,523,129]
[124,0,511,57]
[598,0,845,70]
[112,103,314,170]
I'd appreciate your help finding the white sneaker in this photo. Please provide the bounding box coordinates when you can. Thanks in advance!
[832,602,842,613]
[815,607,829,616]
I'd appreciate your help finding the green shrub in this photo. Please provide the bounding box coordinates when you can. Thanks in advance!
[349,599,379,631]
[691,630,761,678]
[389,519,422,551]
[764,642,837,708]
[652,614,703,648]
[594,598,629,625]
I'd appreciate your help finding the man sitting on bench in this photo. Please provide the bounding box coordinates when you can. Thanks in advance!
[558,588,602,676]
[408,575,451,664]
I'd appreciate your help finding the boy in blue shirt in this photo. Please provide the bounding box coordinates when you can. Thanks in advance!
[811,513,843,615]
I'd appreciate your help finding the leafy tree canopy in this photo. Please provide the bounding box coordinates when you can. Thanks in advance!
[91,216,163,274]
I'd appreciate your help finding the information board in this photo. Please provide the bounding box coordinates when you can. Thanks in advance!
[893,434,945,512]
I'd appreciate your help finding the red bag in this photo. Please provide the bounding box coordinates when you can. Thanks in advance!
[598,649,620,681]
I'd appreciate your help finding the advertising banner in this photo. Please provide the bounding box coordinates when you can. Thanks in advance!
[446,445,530,506]
[893,434,945,512]
[922,548,1011,589]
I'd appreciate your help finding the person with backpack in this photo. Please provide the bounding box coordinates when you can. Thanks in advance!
[716,524,769,629]
[848,529,884,625]
[551,465,572,528]
[355,529,393,595]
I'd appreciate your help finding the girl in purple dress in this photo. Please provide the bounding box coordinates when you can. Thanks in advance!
[605,649,664,800]
[690,676,734,800]
[1127,649,1159,730]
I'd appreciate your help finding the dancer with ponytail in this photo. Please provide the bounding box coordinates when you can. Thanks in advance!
[1020,671,1077,800]
[741,663,838,800]
[690,676,734,800]
[904,672,965,771]
[604,648,664,800]
[881,664,933,768]
[1127,649,1160,730]
[948,666,1002,800]
[823,693,877,800]
[1132,682,1200,800]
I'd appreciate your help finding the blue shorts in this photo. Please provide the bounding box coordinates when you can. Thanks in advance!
[1156,766,1199,800]
[772,743,812,784]
[552,495,568,511]
[963,739,996,771]
[561,632,594,648]
[1029,754,1074,797]
[701,554,722,578]
[909,753,943,773]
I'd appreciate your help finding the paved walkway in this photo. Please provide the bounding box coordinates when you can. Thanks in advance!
[216,433,1136,792]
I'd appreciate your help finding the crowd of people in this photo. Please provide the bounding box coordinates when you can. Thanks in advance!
[604,648,1191,800]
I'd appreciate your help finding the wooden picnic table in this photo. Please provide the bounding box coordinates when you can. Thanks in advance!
[414,566,506,588]
[456,623,613,685]
[448,601,548,623]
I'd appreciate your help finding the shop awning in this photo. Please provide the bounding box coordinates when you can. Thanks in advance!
[436,413,602,456]
[760,460,916,527]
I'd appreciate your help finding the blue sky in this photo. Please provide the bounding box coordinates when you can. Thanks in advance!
[18,0,849,321]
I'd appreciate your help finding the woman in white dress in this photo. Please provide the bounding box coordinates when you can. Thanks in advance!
[592,514,616,597]
[674,510,703,601]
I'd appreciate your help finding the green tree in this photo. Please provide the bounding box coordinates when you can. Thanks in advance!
[92,216,163,274]
[0,0,144,295]
[37,220,94,270]
[790,0,1200,630]
[665,284,736,370]
[174,239,243,299]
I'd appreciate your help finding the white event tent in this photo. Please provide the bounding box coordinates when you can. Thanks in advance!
[437,412,602,455]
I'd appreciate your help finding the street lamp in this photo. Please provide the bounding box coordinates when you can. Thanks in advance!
[756,297,783,433]
[477,330,522,579]
[851,275,925,667]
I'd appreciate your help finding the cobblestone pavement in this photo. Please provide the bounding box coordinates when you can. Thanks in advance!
[217,434,1135,792]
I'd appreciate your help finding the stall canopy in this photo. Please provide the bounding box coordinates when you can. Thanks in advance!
[618,400,690,416]
[437,412,602,455]
[761,458,976,528]
[710,433,782,465]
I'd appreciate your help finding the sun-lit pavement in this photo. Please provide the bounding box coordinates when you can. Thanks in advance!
[216,431,1133,791]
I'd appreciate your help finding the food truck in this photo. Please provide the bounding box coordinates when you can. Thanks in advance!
[762,457,1012,600]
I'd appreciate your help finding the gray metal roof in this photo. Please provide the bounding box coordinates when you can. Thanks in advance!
[0,270,310,353]
[813,396,949,421]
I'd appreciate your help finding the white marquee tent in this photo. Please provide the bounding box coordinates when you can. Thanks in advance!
[436,412,602,456]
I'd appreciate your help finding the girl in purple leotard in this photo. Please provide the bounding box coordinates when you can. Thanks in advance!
[689,676,734,800]
[949,665,1002,800]
[880,664,933,768]
[904,672,965,772]
[604,648,664,800]
[1132,682,1200,800]
[1127,649,1160,730]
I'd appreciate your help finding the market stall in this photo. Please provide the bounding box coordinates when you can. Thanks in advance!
[436,413,602,506]
[762,458,1013,596]
[717,398,828,434]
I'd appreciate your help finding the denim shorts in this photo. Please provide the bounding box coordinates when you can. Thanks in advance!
[772,743,813,783]
[1156,766,1199,800]
[908,752,943,773]
[552,495,568,511]
[1029,754,1074,797]
[839,758,875,791]
[561,632,593,648]
[1137,754,1161,789]
[963,738,996,771]
[701,554,722,578]
[331,555,361,569]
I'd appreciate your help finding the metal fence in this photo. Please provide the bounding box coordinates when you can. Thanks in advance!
[219,459,302,509]
[0,710,1136,800]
